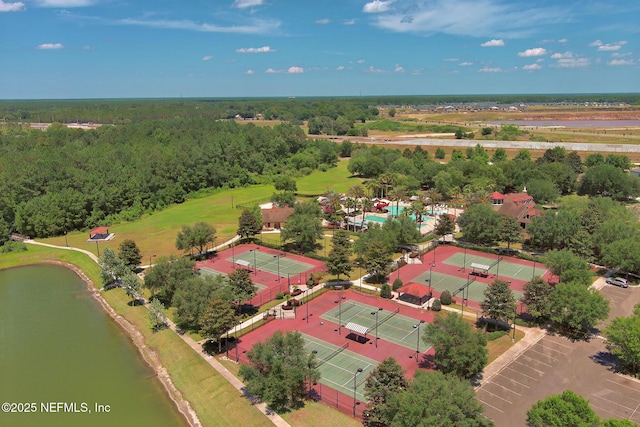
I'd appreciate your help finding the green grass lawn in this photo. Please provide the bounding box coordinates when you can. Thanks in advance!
[41,159,359,265]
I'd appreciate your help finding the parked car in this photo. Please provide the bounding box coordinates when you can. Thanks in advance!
[606,277,629,288]
[397,244,419,254]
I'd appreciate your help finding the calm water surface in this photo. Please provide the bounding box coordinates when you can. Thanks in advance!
[0,265,189,427]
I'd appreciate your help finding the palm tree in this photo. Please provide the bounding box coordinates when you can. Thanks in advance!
[365,179,382,199]
[388,186,406,217]
[425,188,442,216]
[360,198,373,232]
[407,201,426,227]
[344,197,356,231]
[379,172,398,199]
[348,185,366,200]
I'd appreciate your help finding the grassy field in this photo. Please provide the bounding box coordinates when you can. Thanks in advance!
[41,159,357,263]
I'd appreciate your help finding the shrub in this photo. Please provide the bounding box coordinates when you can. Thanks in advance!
[392,278,403,291]
[275,292,284,300]
[485,330,508,341]
[380,283,392,299]
[0,241,27,253]
[431,299,442,311]
[440,290,452,305]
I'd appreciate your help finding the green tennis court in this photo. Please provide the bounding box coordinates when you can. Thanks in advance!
[228,250,314,276]
[413,270,522,301]
[320,301,431,352]
[443,252,547,282]
[198,267,267,292]
[302,333,377,401]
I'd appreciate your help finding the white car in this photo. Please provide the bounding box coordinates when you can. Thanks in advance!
[606,277,628,288]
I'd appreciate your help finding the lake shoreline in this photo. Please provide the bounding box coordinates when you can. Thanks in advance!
[37,260,202,427]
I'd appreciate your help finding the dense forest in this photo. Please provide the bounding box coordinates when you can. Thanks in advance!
[0,119,343,238]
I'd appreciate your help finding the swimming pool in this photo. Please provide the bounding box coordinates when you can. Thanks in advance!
[365,214,431,224]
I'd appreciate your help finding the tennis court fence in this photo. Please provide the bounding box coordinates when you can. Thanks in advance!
[308,381,366,421]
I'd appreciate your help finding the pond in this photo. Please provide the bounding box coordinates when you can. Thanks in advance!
[0,265,189,427]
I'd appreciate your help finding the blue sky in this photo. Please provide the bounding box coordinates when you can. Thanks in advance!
[1,0,638,99]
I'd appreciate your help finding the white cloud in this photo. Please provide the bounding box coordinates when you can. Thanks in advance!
[551,51,573,59]
[558,38,568,43]
[608,59,634,66]
[288,66,304,73]
[265,68,279,73]
[411,68,424,75]
[481,39,504,47]
[236,46,276,53]
[394,65,404,73]
[554,57,590,68]
[459,61,473,66]
[523,63,541,70]
[478,67,502,73]
[589,40,603,47]
[82,45,93,50]
[336,65,345,71]
[443,58,459,62]
[363,0,394,13]
[356,59,365,64]
[343,19,356,25]
[231,0,263,9]
[597,41,627,51]
[35,0,95,6]
[518,47,547,57]
[315,18,330,25]
[118,17,280,35]
[202,55,213,61]
[0,0,25,12]
[367,65,387,73]
[245,69,255,74]
[370,0,570,38]
[36,43,64,49]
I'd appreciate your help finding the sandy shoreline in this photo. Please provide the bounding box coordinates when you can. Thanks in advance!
[40,260,202,427]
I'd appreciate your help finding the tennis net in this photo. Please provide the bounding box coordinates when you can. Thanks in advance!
[316,342,349,367]
[377,307,400,328]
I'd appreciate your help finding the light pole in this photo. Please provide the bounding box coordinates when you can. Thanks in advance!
[353,367,363,417]
[231,240,235,263]
[532,260,536,279]
[358,262,363,291]
[64,230,68,247]
[150,254,156,269]
[429,267,432,294]
[249,249,257,275]
[338,296,346,335]
[413,320,425,362]
[463,246,467,271]
[305,289,310,324]
[96,240,100,257]
[370,308,383,347]
[512,303,517,342]
[273,255,281,282]
[432,241,436,266]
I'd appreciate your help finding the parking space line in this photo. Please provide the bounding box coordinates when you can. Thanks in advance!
[540,337,572,350]
[512,359,547,375]
[590,401,623,419]
[606,377,640,394]
[532,343,565,356]
[485,380,522,396]
[478,388,512,404]
[630,402,640,420]
[476,397,504,413]
[526,348,559,363]
[494,375,531,389]
[505,365,540,382]
[591,393,636,412]
[520,353,554,368]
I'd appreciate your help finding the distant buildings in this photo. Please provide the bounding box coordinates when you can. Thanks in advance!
[490,190,540,228]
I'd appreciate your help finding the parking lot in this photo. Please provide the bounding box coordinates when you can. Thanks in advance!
[477,284,640,426]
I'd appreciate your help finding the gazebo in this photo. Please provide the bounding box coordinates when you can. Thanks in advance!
[89,226,109,240]
[398,282,433,306]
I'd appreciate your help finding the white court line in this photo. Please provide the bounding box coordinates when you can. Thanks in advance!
[506,365,541,381]
[484,381,522,396]
[476,397,504,413]
[520,352,555,367]
[514,267,523,277]
[606,378,640,394]
[630,401,640,420]
[512,359,547,375]
[477,388,512,404]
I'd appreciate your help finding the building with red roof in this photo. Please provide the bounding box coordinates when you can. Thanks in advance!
[490,189,540,228]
